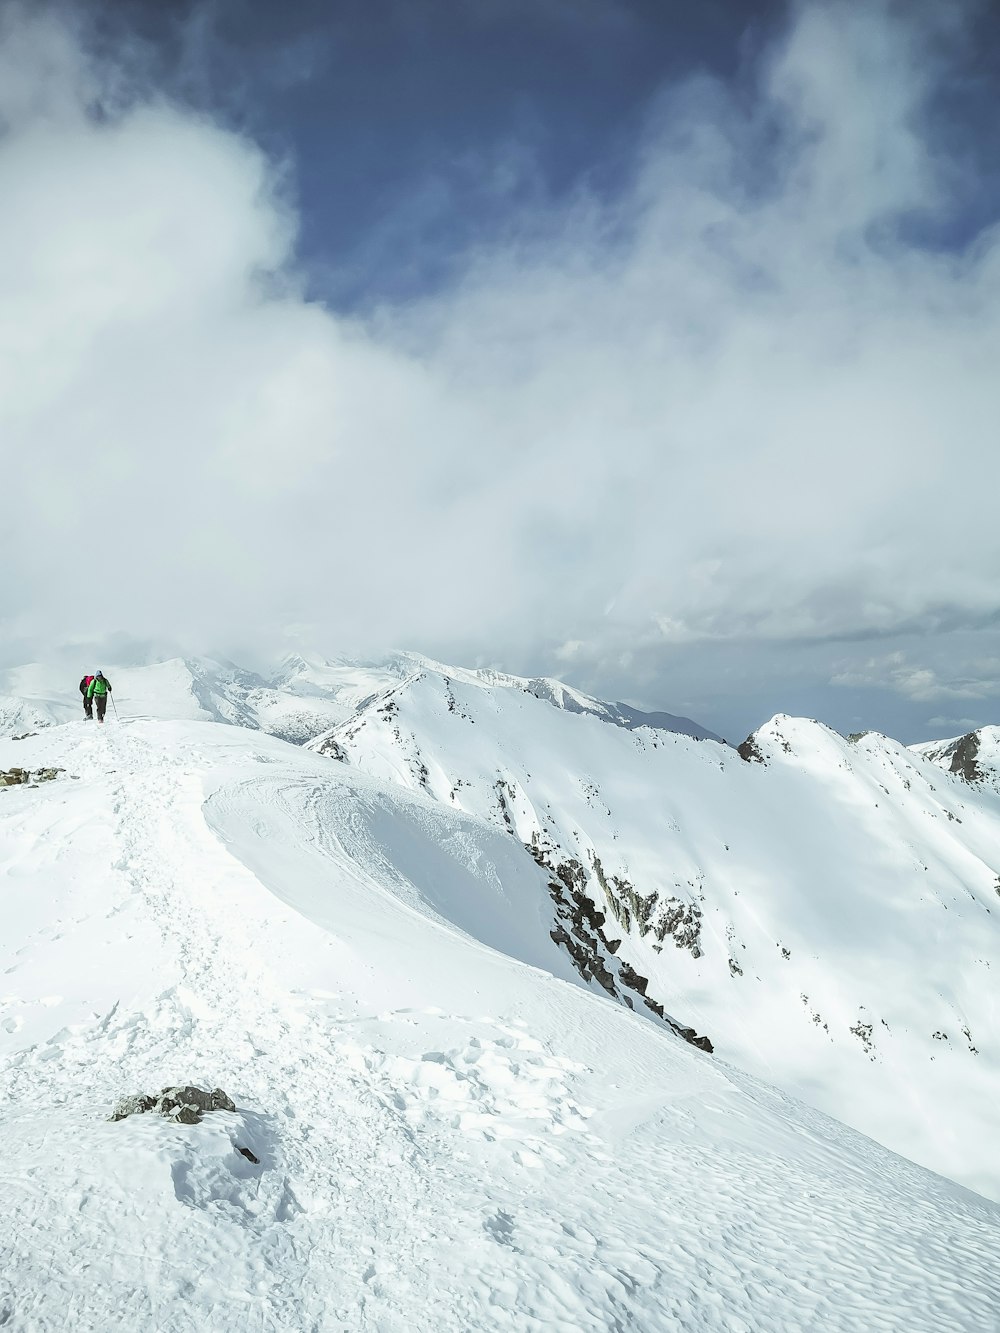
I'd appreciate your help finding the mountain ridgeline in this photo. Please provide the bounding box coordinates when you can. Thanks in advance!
[2,652,999,1201]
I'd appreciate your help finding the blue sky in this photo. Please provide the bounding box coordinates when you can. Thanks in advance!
[3,0,1000,743]
[94,0,1000,304]
[93,0,789,306]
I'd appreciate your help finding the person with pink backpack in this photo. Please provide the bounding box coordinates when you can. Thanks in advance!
[79,674,95,720]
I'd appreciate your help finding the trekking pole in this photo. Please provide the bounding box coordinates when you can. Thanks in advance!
[111,693,119,721]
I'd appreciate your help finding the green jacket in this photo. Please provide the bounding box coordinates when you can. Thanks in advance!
[87,676,111,698]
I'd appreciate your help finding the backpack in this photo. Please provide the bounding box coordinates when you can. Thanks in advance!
[79,675,94,696]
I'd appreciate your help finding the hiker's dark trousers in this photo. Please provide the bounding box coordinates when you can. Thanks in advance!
[95,694,108,722]
[83,694,93,719]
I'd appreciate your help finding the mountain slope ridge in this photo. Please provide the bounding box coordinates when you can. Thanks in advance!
[311,675,1000,1199]
[1,715,998,1330]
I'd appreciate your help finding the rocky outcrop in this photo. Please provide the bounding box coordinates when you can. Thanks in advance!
[737,735,766,764]
[0,767,64,786]
[948,732,982,784]
[528,835,713,1054]
[110,1085,236,1125]
[589,855,703,957]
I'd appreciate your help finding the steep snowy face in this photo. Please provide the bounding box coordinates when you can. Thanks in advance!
[1,716,999,1332]
[313,680,1000,1200]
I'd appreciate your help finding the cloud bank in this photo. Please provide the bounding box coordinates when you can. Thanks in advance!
[2,0,998,738]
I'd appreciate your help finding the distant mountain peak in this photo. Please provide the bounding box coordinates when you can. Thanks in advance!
[912,725,1000,788]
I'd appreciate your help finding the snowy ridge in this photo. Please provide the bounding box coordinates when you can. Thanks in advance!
[1,714,998,1330]
[393,651,724,741]
[312,678,1000,1200]
[0,652,721,748]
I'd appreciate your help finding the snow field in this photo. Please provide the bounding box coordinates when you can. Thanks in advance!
[0,718,998,1330]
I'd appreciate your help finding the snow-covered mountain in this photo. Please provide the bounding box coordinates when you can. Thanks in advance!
[0,653,719,747]
[302,666,1000,1202]
[1,654,999,1329]
[912,723,1000,789]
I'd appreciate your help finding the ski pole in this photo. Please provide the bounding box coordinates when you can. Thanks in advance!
[111,693,119,720]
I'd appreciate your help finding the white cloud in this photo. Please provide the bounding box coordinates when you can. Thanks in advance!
[831,652,1000,702]
[1,0,999,722]
[926,716,982,732]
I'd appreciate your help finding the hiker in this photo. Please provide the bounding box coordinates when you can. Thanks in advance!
[79,674,94,720]
[86,671,112,724]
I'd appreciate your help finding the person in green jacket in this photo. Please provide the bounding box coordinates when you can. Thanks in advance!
[87,671,112,723]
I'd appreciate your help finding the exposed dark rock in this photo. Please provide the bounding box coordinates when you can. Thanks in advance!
[653,898,703,956]
[737,735,766,764]
[109,1093,156,1120]
[494,779,517,833]
[318,738,348,762]
[588,856,703,956]
[949,732,982,784]
[670,1023,714,1053]
[618,962,647,996]
[110,1085,236,1124]
[529,834,713,1054]
[850,1020,875,1057]
[237,1146,260,1164]
[549,922,617,996]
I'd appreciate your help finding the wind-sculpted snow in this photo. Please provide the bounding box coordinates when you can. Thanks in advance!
[315,676,1000,1200]
[2,718,999,1330]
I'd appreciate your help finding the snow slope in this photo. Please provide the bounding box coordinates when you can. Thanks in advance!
[2,717,998,1331]
[310,669,1000,1201]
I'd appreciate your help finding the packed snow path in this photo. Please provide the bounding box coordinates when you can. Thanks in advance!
[1,721,998,1331]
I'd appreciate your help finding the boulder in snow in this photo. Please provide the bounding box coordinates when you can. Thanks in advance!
[110,1085,236,1125]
